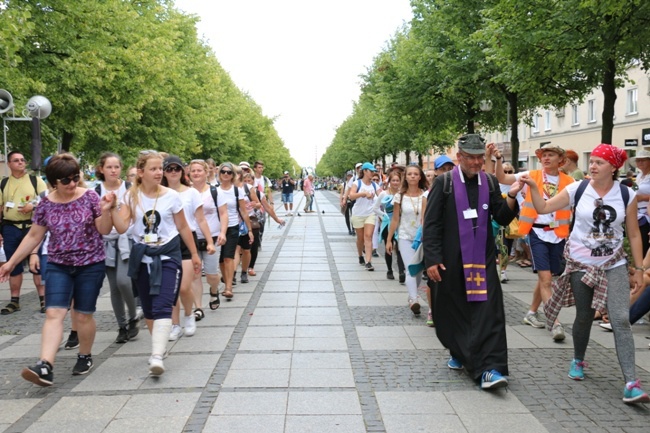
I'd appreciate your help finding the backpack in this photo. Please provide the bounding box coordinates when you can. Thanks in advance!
[94,181,131,196]
[570,179,630,232]
[356,179,378,195]
[0,174,39,198]
[210,185,221,221]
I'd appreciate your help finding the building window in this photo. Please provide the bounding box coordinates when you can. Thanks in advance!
[587,99,596,123]
[571,105,579,125]
[532,113,539,133]
[544,110,551,131]
[627,88,638,115]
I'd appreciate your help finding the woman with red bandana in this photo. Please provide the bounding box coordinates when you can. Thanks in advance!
[520,143,649,404]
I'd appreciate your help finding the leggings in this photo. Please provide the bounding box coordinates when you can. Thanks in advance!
[345,201,354,232]
[249,227,262,269]
[381,227,404,274]
[571,265,637,383]
[107,257,137,328]
[398,238,421,300]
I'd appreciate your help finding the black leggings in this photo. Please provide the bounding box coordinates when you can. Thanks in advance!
[381,228,404,274]
[249,227,262,269]
[345,201,354,232]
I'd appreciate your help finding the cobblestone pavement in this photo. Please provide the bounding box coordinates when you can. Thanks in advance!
[0,190,649,432]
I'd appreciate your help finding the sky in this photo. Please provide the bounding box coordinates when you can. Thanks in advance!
[174,0,414,167]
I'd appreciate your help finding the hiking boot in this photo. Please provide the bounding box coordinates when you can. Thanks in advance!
[552,323,566,341]
[481,370,508,389]
[64,331,79,350]
[568,359,586,381]
[623,380,650,404]
[522,312,545,328]
[72,354,93,375]
[21,360,53,387]
[447,357,463,370]
[127,319,140,340]
[115,326,129,344]
[365,262,374,271]
[168,324,183,341]
[386,270,395,280]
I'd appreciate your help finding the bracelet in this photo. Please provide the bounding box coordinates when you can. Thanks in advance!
[507,192,517,199]
[634,266,646,272]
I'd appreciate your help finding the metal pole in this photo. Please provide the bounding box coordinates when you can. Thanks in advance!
[3,118,8,177]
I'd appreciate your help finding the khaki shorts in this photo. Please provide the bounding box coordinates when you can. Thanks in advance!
[351,214,376,229]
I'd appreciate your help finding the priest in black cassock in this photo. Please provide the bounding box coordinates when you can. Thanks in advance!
[423,134,522,390]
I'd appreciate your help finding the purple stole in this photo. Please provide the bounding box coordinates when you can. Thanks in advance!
[452,167,489,302]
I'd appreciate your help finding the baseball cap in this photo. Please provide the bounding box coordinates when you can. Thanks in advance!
[434,155,454,170]
[163,155,184,170]
[239,161,251,169]
[355,163,362,169]
[360,162,377,172]
[458,134,486,155]
[346,171,353,176]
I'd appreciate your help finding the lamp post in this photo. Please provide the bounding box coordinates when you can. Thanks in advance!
[0,90,52,175]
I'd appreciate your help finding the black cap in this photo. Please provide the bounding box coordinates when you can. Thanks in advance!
[163,155,184,170]
[458,134,486,155]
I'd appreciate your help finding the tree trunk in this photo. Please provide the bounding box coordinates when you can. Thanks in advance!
[62,130,74,152]
[418,153,424,167]
[467,101,475,134]
[392,152,397,164]
[601,58,617,145]
[508,92,520,169]
[405,151,411,165]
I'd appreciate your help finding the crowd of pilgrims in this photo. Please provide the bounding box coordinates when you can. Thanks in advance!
[2,138,649,404]
[339,136,650,403]
[0,150,284,385]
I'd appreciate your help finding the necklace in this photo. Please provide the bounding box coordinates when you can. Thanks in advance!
[407,192,422,218]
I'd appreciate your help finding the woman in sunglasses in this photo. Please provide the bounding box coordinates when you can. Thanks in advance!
[0,153,116,386]
[112,150,201,377]
[162,155,215,341]
[520,144,649,404]
[217,162,254,298]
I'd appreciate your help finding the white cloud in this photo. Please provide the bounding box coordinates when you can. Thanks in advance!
[174,0,412,167]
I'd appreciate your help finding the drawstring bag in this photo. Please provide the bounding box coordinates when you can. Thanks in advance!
[505,217,525,239]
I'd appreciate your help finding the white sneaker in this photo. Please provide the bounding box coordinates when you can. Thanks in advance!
[599,322,613,331]
[500,270,508,283]
[135,307,144,321]
[551,323,566,341]
[184,315,196,337]
[149,355,165,376]
[168,324,183,341]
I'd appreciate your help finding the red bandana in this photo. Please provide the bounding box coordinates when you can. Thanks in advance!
[591,144,627,169]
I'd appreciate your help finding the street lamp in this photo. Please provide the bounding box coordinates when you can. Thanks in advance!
[0,89,52,175]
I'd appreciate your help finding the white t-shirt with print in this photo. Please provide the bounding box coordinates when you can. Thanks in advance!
[393,191,425,241]
[218,185,246,228]
[566,181,635,269]
[197,186,226,239]
[124,188,183,246]
[515,171,565,244]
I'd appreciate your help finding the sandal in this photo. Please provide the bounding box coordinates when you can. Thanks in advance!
[193,308,205,321]
[209,292,220,310]
[248,268,256,276]
[518,260,532,268]
[40,300,45,314]
[1,301,21,315]
[222,290,234,300]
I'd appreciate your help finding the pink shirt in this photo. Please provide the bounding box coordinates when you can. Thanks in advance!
[303,177,314,195]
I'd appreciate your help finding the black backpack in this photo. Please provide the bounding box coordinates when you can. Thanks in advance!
[0,174,39,197]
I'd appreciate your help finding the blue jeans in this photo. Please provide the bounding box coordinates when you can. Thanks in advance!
[2,224,30,276]
[45,261,106,313]
[630,286,650,324]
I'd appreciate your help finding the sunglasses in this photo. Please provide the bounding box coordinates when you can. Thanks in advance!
[164,165,183,173]
[58,174,81,185]
[220,170,233,175]
[504,170,514,174]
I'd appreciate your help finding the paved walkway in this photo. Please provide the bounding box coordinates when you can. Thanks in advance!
[1,189,649,433]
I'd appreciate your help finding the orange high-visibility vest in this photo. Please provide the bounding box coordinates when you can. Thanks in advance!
[519,170,574,238]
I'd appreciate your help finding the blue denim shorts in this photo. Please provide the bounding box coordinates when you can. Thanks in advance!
[45,261,106,314]
[2,224,30,276]
[529,230,565,275]
[281,193,293,204]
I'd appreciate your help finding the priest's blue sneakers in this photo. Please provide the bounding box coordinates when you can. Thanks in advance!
[447,357,463,370]
[568,359,586,381]
[623,380,650,404]
[481,370,508,389]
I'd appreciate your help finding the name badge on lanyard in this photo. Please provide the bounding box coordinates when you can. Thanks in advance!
[463,208,478,219]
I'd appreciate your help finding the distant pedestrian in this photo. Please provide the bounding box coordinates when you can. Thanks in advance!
[281,171,296,216]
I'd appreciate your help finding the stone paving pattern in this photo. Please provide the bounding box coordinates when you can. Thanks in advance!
[0,190,649,432]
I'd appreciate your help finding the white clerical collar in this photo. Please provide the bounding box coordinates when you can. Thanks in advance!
[458,168,482,185]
